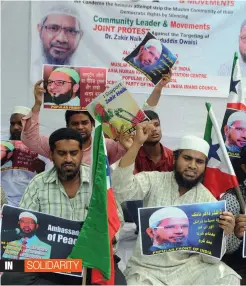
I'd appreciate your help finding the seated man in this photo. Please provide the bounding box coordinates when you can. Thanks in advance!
[222,146,246,285]
[1,128,126,285]
[112,122,240,285]
[1,106,48,207]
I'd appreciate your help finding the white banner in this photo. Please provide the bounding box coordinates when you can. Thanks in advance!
[31,0,246,97]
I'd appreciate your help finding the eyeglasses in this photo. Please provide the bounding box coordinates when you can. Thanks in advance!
[43,25,80,38]
[240,35,246,43]
[230,126,246,133]
[47,80,72,87]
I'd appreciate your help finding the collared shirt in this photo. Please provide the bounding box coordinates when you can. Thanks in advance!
[2,235,51,260]
[21,111,126,166]
[20,164,91,221]
[134,143,174,174]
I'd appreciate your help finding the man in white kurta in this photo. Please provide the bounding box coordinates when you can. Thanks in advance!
[112,124,241,285]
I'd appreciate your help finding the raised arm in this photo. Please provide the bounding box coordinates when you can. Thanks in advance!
[21,80,50,158]
[112,122,156,203]
[143,70,172,110]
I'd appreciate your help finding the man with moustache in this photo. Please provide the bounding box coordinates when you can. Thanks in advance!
[2,128,126,285]
[112,124,240,285]
[218,19,246,77]
[146,207,189,252]
[129,39,162,73]
[2,212,51,259]
[44,67,80,106]
[224,111,246,154]
[37,4,82,66]
[1,106,47,207]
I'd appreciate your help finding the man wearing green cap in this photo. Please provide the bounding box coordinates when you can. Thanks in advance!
[44,67,80,106]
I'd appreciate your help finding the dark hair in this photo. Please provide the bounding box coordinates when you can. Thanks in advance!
[65,110,95,126]
[49,128,83,151]
[144,110,160,122]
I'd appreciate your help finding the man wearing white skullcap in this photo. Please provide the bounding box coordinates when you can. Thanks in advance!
[146,207,189,252]
[112,122,240,285]
[129,38,162,71]
[37,2,83,66]
[2,211,51,260]
[1,106,48,207]
[224,111,246,153]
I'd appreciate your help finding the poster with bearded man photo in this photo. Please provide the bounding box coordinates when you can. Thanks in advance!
[42,64,107,110]
[139,201,225,259]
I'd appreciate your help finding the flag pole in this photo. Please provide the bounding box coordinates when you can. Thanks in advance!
[82,267,87,285]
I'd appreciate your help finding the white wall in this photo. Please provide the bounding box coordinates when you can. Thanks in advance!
[1,1,228,148]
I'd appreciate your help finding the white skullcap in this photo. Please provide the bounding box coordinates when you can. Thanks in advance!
[179,135,210,157]
[19,212,38,223]
[149,207,188,228]
[227,111,246,126]
[144,39,162,55]
[40,2,81,24]
[12,106,31,116]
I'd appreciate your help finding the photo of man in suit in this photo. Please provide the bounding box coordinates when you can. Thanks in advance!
[2,211,51,259]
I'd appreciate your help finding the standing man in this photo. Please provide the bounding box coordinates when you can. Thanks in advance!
[134,110,173,174]
[1,128,126,285]
[112,123,239,285]
[21,72,172,166]
[21,81,130,165]
[1,106,47,207]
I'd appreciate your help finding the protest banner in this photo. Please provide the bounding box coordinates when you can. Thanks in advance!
[31,1,246,97]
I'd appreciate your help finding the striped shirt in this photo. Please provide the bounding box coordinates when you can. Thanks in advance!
[20,164,91,221]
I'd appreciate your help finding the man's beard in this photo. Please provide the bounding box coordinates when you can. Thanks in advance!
[10,132,21,140]
[174,168,204,190]
[50,91,74,105]
[144,139,160,146]
[56,163,80,181]
[20,229,36,238]
[42,46,71,65]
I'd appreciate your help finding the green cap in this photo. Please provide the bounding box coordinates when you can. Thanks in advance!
[53,67,80,84]
[1,141,15,151]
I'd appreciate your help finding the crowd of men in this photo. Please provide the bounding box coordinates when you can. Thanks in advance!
[1,2,246,285]
[1,69,246,285]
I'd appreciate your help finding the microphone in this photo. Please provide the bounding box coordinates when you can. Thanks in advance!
[2,228,20,235]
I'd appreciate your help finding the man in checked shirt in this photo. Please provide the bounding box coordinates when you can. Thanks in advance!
[1,128,126,285]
